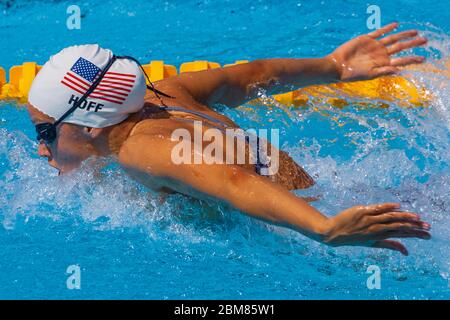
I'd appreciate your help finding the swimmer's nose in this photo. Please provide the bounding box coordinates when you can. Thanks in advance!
[37,142,52,159]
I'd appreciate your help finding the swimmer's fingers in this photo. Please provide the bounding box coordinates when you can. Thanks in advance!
[380,30,418,45]
[372,240,408,256]
[367,211,425,225]
[325,203,431,254]
[367,222,431,236]
[360,207,432,234]
[371,66,400,77]
[390,56,425,67]
[387,37,428,55]
[368,22,398,39]
[359,207,432,248]
[355,202,402,216]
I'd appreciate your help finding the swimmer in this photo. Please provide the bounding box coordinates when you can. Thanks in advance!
[27,23,431,255]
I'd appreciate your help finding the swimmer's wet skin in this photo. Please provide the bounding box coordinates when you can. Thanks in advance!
[27,23,431,255]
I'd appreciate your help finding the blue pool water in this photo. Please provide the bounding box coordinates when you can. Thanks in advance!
[0,0,449,299]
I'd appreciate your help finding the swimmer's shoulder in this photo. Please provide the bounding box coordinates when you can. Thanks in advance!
[118,126,173,175]
[117,133,174,193]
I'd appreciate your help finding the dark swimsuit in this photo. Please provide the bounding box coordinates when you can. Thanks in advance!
[159,106,269,175]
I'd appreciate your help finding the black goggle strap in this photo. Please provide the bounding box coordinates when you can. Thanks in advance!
[53,55,118,127]
[115,55,176,102]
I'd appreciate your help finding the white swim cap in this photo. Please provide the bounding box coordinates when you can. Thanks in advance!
[28,44,147,128]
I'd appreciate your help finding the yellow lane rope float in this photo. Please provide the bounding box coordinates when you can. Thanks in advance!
[0,59,446,106]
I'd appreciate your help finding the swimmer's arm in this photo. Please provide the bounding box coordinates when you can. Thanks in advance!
[158,23,426,108]
[119,134,430,255]
[158,55,340,108]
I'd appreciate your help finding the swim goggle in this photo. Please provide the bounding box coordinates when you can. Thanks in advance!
[35,55,174,145]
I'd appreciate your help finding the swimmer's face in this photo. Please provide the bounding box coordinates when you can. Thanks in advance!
[27,104,106,173]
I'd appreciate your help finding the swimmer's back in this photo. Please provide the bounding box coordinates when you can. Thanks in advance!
[126,99,315,191]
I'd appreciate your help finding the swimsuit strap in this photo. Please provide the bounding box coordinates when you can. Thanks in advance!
[159,106,232,129]
[159,106,269,174]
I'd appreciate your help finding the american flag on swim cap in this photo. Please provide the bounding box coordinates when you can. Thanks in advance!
[60,57,136,105]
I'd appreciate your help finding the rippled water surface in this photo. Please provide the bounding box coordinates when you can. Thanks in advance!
[0,0,449,299]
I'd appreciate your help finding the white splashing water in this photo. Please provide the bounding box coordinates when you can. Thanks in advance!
[0,30,448,298]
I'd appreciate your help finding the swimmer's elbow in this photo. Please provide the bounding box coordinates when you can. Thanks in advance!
[220,166,263,208]
[219,59,280,107]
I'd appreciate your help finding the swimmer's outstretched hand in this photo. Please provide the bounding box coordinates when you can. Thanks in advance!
[323,203,431,255]
[327,22,427,82]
